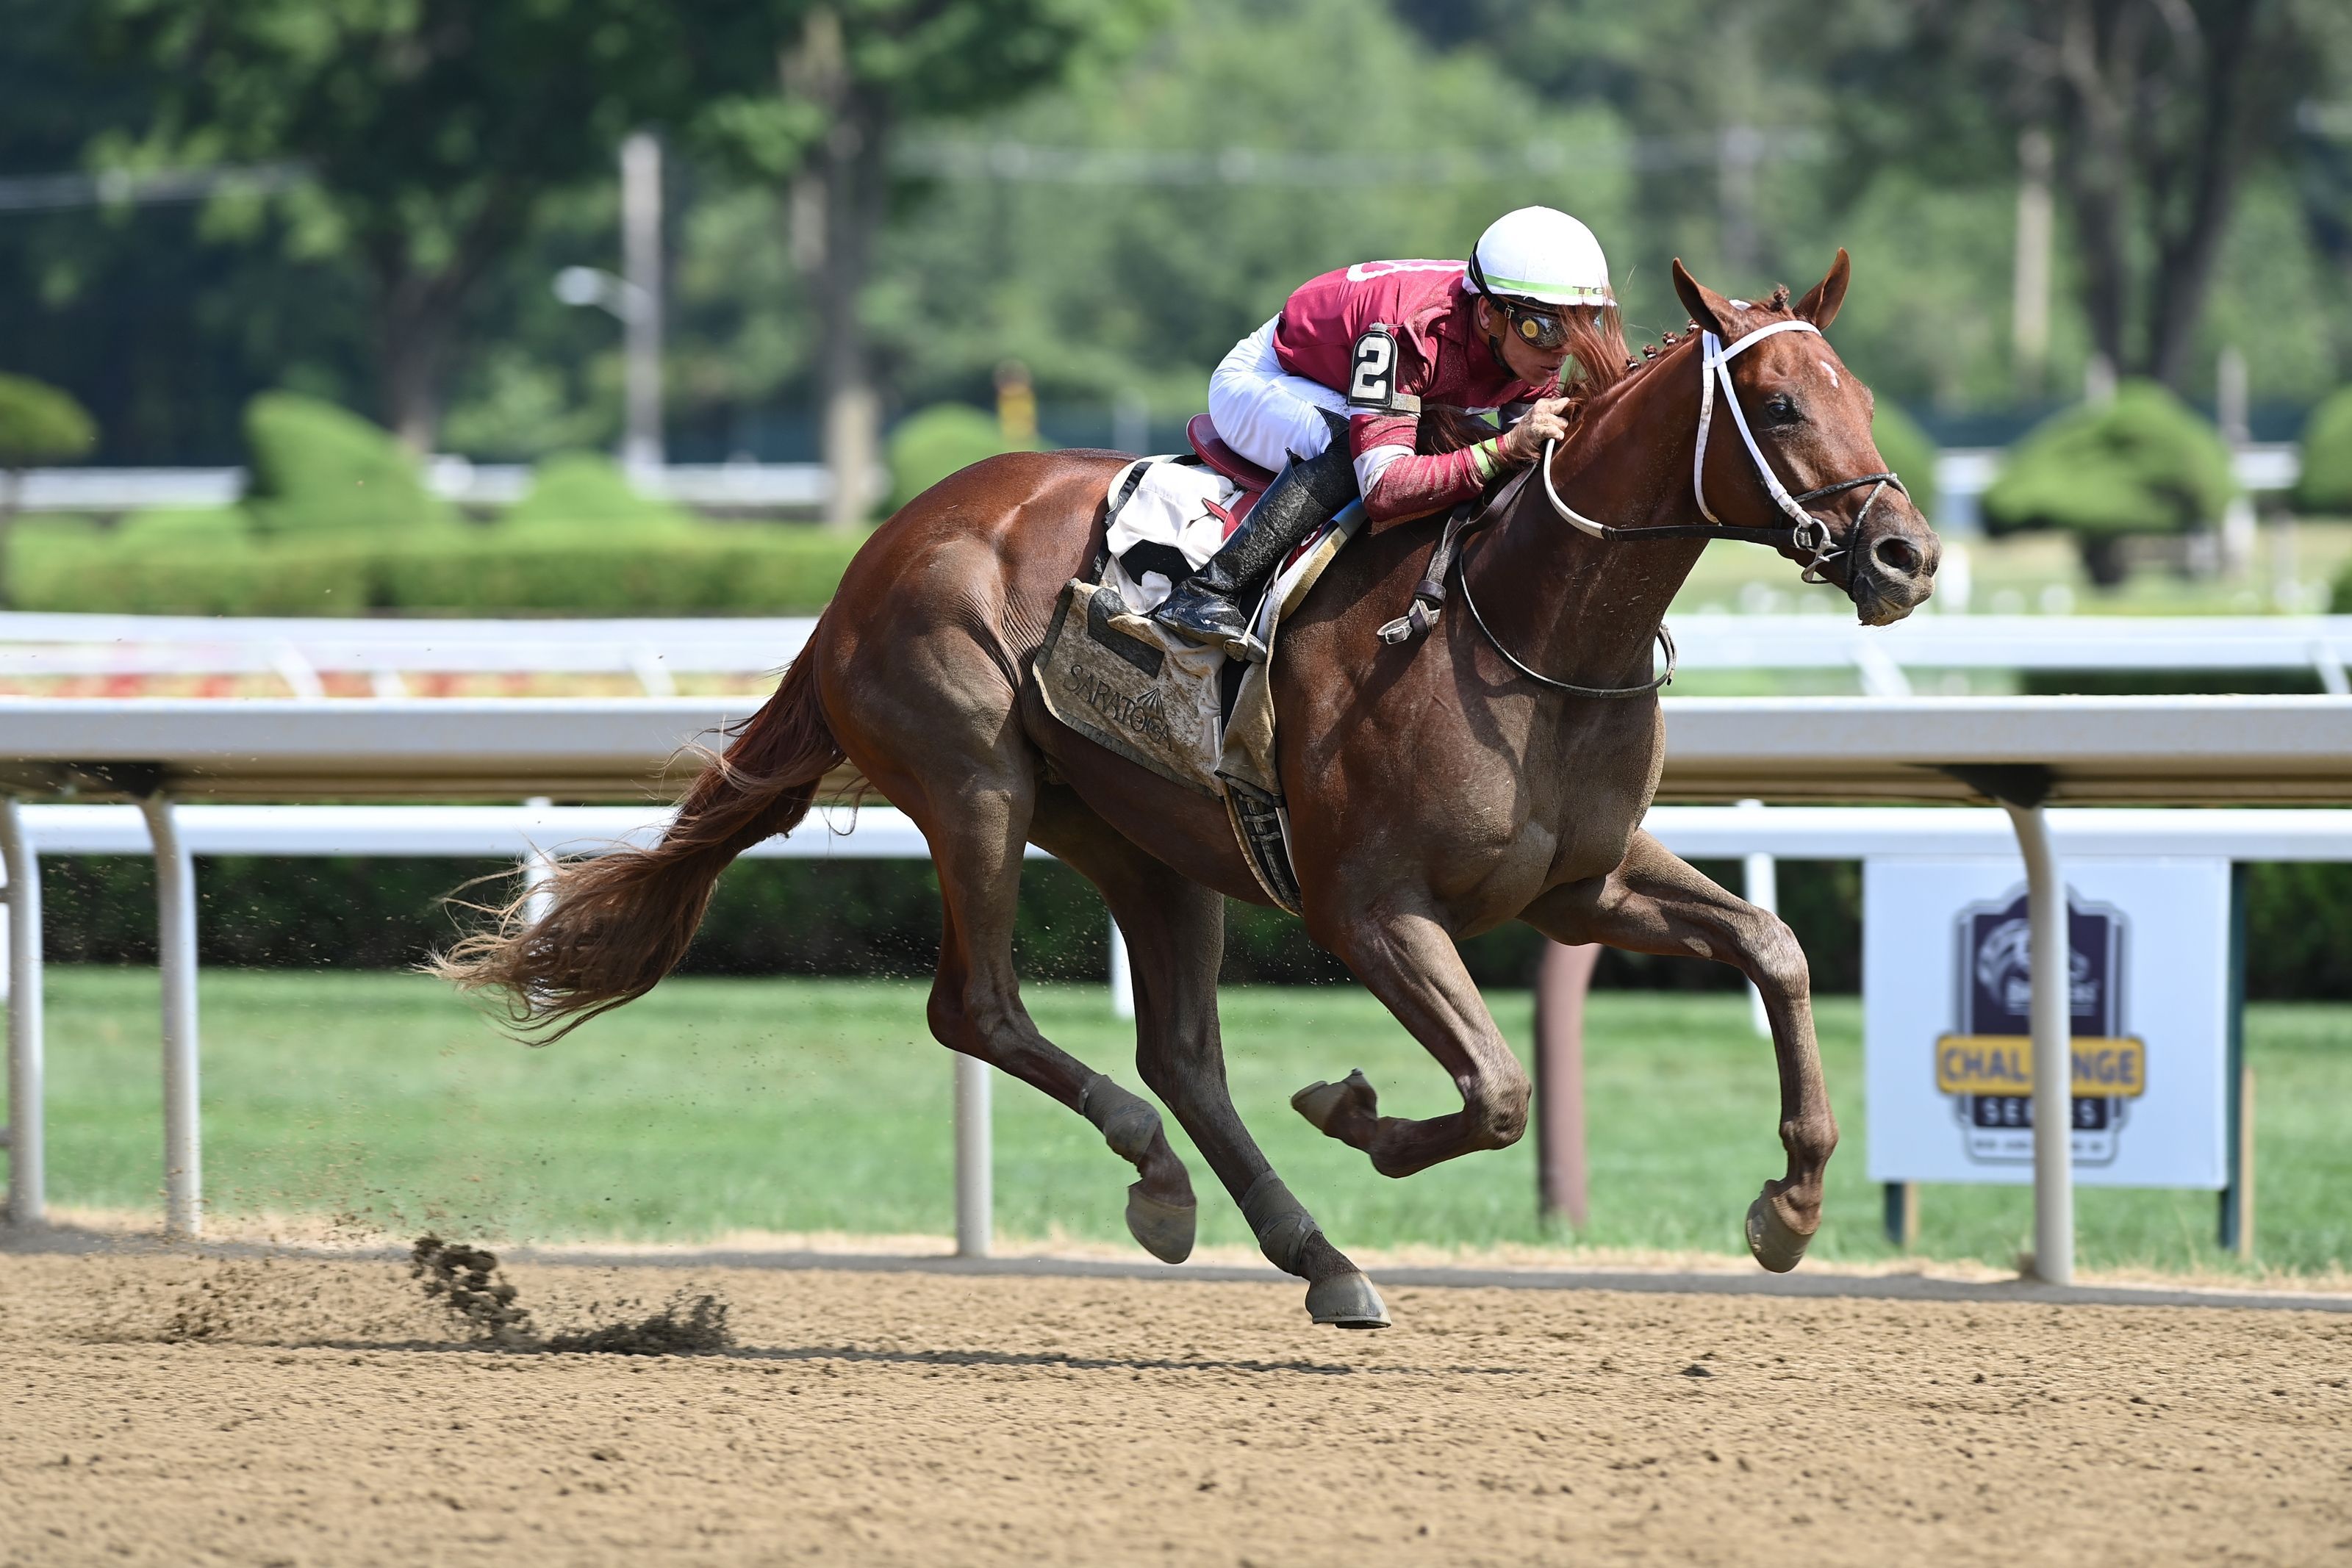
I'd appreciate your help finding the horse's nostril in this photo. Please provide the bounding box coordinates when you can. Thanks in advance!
[1873,535,1923,577]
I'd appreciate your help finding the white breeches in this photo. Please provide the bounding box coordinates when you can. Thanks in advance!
[1206,317,1347,474]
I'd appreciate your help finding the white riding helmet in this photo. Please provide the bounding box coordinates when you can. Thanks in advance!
[1466,206,1613,309]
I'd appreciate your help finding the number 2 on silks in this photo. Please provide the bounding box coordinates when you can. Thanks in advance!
[1347,325,1398,410]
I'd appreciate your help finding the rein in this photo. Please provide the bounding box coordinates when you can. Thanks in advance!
[1377,315,1904,697]
[1455,523,1677,697]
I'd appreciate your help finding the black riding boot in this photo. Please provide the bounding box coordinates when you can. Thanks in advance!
[1152,438,1358,662]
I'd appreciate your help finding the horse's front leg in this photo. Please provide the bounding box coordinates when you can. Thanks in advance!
[1522,830,1837,1273]
[1294,902,1532,1179]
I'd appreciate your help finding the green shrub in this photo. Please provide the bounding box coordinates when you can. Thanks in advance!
[1869,401,1940,521]
[242,391,458,539]
[886,403,1036,512]
[8,501,868,616]
[502,450,695,537]
[379,525,865,613]
[1982,382,2235,586]
[1982,382,2234,542]
[0,373,96,466]
[10,513,104,547]
[11,530,375,615]
[115,506,253,545]
[2295,386,2352,515]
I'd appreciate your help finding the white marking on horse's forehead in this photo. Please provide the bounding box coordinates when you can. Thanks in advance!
[1819,359,1840,387]
[1729,298,1750,310]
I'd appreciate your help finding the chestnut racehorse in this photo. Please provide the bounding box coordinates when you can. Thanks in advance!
[437,254,1940,1328]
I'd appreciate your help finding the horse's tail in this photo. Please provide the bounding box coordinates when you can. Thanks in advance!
[429,641,846,1040]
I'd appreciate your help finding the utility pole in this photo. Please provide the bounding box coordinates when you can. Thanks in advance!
[2218,345,2254,579]
[786,8,883,531]
[620,132,665,476]
[2012,129,2054,402]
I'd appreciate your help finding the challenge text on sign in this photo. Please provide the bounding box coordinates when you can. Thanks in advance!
[1933,1035,2147,1098]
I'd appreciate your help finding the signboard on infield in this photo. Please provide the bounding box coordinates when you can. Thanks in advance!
[1862,857,2231,1190]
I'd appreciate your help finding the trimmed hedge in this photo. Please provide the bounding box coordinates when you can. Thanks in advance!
[1982,381,2234,542]
[1870,401,1940,520]
[504,450,698,536]
[2297,386,2352,516]
[0,373,96,466]
[376,525,867,613]
[243,392,459,538]
[10,523,867,615]
[12,530,375,614]
[9,416,870,614]
[887,402,1038,511]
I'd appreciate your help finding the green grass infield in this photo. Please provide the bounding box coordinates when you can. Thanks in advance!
[11,968,2347,1281]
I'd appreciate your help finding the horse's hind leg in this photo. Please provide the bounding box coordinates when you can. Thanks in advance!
[854,741,1197,1261]
[1031,788,1388,1328]
[1523,830,1836,1273]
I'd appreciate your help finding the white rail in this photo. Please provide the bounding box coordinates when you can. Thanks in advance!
[7,611,2352,700]
[6,695,2352,1277]
[6,445,2306,517]
[10,798,2352,1259]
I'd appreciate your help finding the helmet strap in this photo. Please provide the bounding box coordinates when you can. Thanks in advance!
[1470,291,1513,373]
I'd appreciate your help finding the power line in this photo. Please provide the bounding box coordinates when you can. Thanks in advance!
[0,162,306,215]
[892,130,1821,187]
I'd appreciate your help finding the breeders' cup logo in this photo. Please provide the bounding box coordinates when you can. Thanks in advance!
[1934,888,2144,1167]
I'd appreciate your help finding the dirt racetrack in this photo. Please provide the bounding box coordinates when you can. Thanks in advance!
[4,1250,2350,1567]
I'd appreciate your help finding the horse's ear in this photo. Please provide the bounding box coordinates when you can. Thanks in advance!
[1794,248,1851,328]
[1673,259,1735,338]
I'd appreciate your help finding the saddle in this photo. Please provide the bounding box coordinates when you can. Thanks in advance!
[1185,412,1274,513]
[1032,413,1364,913]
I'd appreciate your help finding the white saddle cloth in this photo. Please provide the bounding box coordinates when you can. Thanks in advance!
[1100,457,1245,614]
[1100,456,1338,646]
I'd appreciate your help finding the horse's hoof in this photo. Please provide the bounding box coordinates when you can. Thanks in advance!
[1125,1184,1196,1265]
[1745,1189,1813,1274]
[1305,1270,1390,1330]
[1291,1068,1374,1134]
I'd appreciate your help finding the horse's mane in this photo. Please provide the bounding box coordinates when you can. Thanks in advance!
[1556,281,1799,447]
[1416,301,1631,457]
[1414,281,1799,460]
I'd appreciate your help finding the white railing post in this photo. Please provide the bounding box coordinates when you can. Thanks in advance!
[953,1053,992,1258]
[139,794,202,1240]
[1738,799,1776,1037]
[2001,799,2073,1284]
[1,799,43,1226]
[1108,915,1135,1021]
[520,796,557,923]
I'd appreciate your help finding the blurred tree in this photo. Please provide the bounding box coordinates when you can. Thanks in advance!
[1814,0,2345,392]
[0,0,356,463]
[96,0,698,451]
[0,372,96,607]
[687,0,1166,525]
[864,0,1631,420]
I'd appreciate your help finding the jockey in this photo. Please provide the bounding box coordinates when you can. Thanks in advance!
[1154,206,1618,659]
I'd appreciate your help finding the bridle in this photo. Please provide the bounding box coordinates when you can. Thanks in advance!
[1430,317,1905,699]
[1537,318,1903,583]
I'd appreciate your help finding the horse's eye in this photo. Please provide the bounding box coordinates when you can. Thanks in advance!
[1765,393,1802,424]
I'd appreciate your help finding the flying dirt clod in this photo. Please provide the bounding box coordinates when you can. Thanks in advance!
[409,1234,733,1355]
